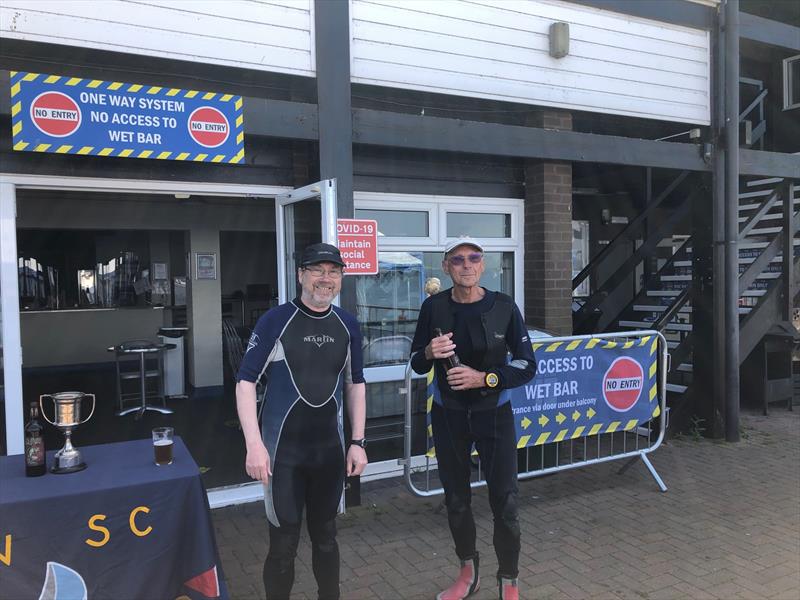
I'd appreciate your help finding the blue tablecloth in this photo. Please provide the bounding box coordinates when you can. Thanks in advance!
[0,437,228,599]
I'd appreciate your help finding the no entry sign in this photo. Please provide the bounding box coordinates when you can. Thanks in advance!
[337,219,378,275]
[188,106,229,148]
[602,357,644,412]
[30,91,81,137]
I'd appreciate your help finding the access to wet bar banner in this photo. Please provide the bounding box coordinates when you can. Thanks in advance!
[512,335,660,448]
[9,71,244,163]
[425,334,661,455]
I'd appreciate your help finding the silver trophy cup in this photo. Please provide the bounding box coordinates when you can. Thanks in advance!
[40,392,95,474]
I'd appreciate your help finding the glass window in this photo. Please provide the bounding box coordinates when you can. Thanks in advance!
[355,250,515,366]
[572,220,590,297]
[421,251,513,296]
[784,55,800,110]
[355,209,428,237]
[16,229,159,310]
[364,378,430,463]
[447,212,510,238]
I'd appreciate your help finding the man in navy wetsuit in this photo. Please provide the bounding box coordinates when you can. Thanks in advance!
[411,237,536,600]
[236,242,367,600]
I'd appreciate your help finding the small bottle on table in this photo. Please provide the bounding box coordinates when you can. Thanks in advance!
[25,402,46,477]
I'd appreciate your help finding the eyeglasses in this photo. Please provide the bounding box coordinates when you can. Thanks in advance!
[447,253,483,266]
[303,266,344,279]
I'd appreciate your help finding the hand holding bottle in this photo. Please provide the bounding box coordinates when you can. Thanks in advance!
[427,328,460,367]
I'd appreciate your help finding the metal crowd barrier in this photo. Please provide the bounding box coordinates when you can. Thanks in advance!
[400,330,669,496]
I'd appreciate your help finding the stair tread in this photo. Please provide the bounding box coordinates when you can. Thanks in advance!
[633,305,692,313]
[740,239,800,249]
[666,383,688,393]
[746,177,784,187]
[619,320,692,331]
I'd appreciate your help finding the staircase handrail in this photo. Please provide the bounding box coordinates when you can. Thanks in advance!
[739,88,768,125]
[654,286,692,332]
[739,189,780,239]
[572,170,689,292]
[739,78,767,148]
[603,236,693,330]
[573,190,695,329]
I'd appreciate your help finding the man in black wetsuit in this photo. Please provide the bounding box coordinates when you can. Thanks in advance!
[410,237,536,600]
[236,243,367,600]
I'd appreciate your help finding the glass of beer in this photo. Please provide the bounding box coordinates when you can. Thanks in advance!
[152,427,174,466]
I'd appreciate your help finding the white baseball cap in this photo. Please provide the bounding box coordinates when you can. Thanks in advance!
[444,236,485,255]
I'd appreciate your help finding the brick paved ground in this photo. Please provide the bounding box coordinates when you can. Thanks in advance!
[213,410,800,599]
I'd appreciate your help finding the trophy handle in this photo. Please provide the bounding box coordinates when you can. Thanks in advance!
[39,395,56,426]
[79,394,96,425]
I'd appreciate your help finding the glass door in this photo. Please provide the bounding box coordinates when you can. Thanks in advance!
[275,179,338,303]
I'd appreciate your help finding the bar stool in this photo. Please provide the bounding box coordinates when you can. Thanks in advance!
[108,340,174,419]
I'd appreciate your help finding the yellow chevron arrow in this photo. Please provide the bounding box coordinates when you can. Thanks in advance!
[538,414,549,426]
[555,412,566,424]
[587,407,596,419]
[572,410,581,421]
[521,416,532,429]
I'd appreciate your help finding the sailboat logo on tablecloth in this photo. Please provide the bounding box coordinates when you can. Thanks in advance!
[38,561,88,600]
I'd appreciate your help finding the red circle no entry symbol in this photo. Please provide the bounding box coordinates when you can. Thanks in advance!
[602,357,644,412]
[30,91,81,137]
[187,106,229,148]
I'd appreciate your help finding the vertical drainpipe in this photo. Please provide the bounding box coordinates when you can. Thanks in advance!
[724,0,740,442]
[711,0,727,437]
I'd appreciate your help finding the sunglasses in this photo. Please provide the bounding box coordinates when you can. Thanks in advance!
[447,252,483,266]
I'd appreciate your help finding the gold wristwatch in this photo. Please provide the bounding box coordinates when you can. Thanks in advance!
[484,372,499,388]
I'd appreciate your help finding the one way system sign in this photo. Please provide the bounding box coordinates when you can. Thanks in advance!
[10,71,244,163]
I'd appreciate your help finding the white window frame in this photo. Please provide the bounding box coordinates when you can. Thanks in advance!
[354,194,437,247]
[572,220,590,298]
[353,191,524,385]
[783,55,800,111]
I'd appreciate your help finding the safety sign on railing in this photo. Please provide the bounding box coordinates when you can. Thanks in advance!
[425,335,660,455]
[513,335,659,448]
[9,71,244,163]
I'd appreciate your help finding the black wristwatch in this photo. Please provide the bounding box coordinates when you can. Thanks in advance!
[349,438,367,449]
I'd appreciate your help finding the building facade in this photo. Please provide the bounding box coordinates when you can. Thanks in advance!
[1,0,797,502]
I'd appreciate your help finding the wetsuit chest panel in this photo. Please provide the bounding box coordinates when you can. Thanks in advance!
[281,311,349,406]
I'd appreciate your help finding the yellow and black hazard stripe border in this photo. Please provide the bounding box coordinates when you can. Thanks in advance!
[10,71,245,164]
[424,334,662,457]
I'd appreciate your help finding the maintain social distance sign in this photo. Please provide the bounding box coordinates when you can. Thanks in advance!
[10,71,244,163]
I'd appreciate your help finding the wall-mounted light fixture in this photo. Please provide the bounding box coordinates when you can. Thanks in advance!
[549,22,570,59]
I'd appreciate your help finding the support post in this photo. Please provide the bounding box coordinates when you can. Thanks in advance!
[782,180,795,321]
[710,3,728,437]
[524,111,574,335]
[0,182,24,454]
[314,0,356,315]
[724,0,740,442]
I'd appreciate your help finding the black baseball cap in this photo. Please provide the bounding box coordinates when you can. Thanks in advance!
[300,243,345,268]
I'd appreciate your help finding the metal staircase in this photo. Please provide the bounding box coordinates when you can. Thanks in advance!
[572,175,799,425]
[574,78,798,428]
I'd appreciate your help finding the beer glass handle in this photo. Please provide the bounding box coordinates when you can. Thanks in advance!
[80,394,96,424]
[39,395,56,426]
